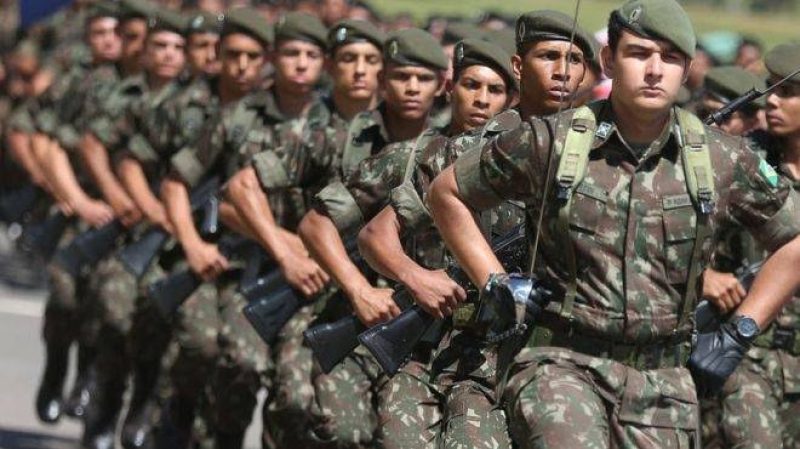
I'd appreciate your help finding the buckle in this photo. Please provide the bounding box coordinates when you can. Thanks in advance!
[772,327,796,351]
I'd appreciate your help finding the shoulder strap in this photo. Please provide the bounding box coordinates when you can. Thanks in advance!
[227,101,259,151]
[674,107,716,333]
[341,113,375,177]
[552,106,598,320]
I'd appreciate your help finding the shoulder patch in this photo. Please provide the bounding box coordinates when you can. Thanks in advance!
[483,109,522,134]
[759,158,779,187]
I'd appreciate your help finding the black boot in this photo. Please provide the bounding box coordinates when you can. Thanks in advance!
[155,395,194,449]
[35,342,69,424]
[65,345,97,418]
[121,359,162,449]
[81,377,124,449]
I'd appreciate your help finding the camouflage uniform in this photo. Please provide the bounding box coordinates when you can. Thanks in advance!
[701,131,800,449]
[451,99,800,448]
[170,86,326,442]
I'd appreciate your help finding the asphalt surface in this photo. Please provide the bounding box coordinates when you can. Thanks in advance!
[0,258,263,449]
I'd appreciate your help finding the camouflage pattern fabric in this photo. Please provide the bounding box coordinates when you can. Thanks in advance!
[453,99,800,447]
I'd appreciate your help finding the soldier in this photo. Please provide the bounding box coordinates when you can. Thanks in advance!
[428,1,800,448]
[294,28,447,448]
[695,65,765,137]
[357,11,597,447]
[699,42,800,449]
[225,18,385,449]
[161,11,327,449]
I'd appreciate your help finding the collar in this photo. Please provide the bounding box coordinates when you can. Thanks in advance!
[592,100,678,161]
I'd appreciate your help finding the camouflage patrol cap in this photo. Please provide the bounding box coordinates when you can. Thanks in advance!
[612,0,696,58]
[223,8,273,47]
[705,66,767,106]
[119,0,154,21]
[765,42,800,83]
[441,22,485,46]
[327,19,386,53]
[384,29,448,71]
[274,12,327,49]
[453,38,517,91]
[185,10,225,35]
[515,10,596,61]
[147,9,188,35]
[86,1,120,21]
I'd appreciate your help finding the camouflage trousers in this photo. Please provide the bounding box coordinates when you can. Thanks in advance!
[264,304,319,448]
[504,347,699,449]
[432,329,513,449]
[702,347,800,449]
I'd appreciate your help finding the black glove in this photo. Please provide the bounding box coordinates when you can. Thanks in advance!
[484,273,552,328]
[688,321,752,398]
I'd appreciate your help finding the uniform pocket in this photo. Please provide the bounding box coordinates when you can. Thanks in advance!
[569,184,608,235]
[662,196,697,284]
[617,367,698,430]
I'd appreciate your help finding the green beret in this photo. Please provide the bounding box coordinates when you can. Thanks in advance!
[119,0,154,22]
[147,9,187,35]
[705,66,766,106]
[275,12,327,49]
[486,28,516,58]
[453,38,517,91]
[86,2,120,21]
[765,42,800,83]
[384,28,448,71]
[613,0,696,58]
[515,10,596,61]
[223,8,273,47]
[185,11,224,35]
[442,22,485,46]
[327,19,385,53]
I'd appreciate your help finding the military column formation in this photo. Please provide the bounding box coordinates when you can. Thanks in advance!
[4,0,800,449]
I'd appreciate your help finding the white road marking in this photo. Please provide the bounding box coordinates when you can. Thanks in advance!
[0,297,43,317]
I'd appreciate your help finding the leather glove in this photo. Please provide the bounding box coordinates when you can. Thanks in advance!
[688,320,752,398]
[484,273,552,328]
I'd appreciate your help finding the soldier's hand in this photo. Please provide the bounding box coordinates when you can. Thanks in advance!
[688,321,750,398]
[702,268,746,313]
[145,206,174,235]
[76,198,114,228]
[185,240,229,281]
[350,285,401,327]
[403,268,467,319]
[109,193,142,228]
[279,253,329,298]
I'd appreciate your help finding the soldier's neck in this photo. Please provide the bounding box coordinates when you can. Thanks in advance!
[611,99,670,146]
[146,72,172,91]
[275,88,313,119]
[332,90,376,122]
[385,108,428,142]
[781,133,800,173]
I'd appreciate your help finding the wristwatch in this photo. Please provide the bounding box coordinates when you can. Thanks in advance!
[731,315,761,343]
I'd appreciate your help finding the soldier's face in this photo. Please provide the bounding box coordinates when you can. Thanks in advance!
[513,40,585,116]
[381,63,444,121]
[699,95,760,136]
[187,32,221,77]
[144,31,186,81]
[329,42,382,102]
[219,33,266,95]
[273,39,325,96]
[450,65,510,134]
[86,17,121,63]
[120,19,148,66]
[766,77,800,137]
[603,30,689,115]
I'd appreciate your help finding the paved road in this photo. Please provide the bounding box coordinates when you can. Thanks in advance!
[0,278,263,449]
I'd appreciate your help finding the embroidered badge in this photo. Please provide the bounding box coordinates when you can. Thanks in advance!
[759,158,779,187]
[629,5,643,23]
[454,42,465,65]
[596,122,613,140]
[336,27,347,43]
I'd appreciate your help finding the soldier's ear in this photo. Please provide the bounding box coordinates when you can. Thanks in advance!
[601,45,614,79]
[511,54,522,83]
[435,71,446,96]
[682,59,693,84]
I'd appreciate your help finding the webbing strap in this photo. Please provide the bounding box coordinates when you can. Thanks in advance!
[554,107,597,319]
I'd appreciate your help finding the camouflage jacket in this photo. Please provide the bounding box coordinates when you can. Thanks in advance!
[172,87,330,230]
[36,61,120,151]
[126,74,218,181]
[454,99,800,343]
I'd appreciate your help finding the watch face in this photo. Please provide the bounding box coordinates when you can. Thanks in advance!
[736,317,759,339]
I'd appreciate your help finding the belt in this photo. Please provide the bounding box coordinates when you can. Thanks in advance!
[528,312,691,370]
[754,325,800,355]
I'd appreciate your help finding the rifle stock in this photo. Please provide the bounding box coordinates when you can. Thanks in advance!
[0,184,41,223]
[304,315,366,374]
[19,211,69,259]
[241,271,302,345]
[53,220,126,277]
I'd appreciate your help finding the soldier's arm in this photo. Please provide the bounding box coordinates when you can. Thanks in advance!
[82,133,142,227]
[359,205,466,318]
[226,166,329,297]
[116,156,167,230]
[6,130,50,190]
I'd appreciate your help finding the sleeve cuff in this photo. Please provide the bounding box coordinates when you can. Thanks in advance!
[755,189,800,252]
[35,110,58,135]
[56,125,81,152]
[390,182,431,233]
[170,148,206,188]
[252,151,292,190]
[128,133,160,163]
[87,117,118,149]
[315,181,364,234]
[454,146,503,211]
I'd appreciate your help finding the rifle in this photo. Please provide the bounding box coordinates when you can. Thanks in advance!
[18,210,70,260]
[52,219,126,277]
[147,233,251,318]
[358,224,528,376]
[695,260,765,333]
[117,176,220,279]
[0,184,41,223]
